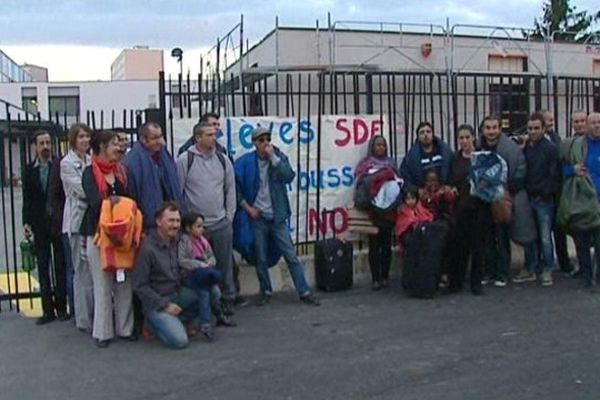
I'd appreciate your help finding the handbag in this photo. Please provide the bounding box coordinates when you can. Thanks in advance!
[491,191,512,225]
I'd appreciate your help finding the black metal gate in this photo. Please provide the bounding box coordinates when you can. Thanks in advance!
[2,70,599,312]
[0,100,146,313]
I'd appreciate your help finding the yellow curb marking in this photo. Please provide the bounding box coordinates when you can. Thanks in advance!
[0,272,43,317]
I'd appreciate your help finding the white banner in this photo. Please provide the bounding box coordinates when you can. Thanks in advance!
[171,115,390,242]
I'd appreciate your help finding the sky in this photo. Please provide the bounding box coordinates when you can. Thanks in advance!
[1,0,598,81]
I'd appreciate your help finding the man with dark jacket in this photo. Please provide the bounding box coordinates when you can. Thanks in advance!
[514,113,560,286]
[132,202,204,349]
[234,127,319,307]
[22,130,67,324]
[400,121,453,188]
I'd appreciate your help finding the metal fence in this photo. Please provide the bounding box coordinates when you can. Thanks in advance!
[162,69,600,152]
[1,69,599,311]
[162,69,600,243]
[0,100,146,312]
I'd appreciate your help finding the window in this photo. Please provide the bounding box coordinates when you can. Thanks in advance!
[48,86,80,123]
[488,54,529,133]
[21,87,38,114]
[48,96,79,117]
[594,59,600,76]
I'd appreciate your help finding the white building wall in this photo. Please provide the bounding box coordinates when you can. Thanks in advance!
[0,80,158,127]
[229,28,600,77]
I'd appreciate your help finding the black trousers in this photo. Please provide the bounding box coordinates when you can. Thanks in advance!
[554,225,574,273]
[33,232,66,316]
[368,225,393,282]
[449,202,493,292]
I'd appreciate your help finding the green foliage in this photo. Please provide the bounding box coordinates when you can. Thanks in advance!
[530,0,599,42]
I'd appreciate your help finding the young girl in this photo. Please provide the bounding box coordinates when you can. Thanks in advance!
[395,188,434,245]
[178,213,236,340]
[419,169,456,221]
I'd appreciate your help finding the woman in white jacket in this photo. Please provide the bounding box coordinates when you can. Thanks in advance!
[60,123,93,332]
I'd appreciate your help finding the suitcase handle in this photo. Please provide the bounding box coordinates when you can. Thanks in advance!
[321,209,338,240]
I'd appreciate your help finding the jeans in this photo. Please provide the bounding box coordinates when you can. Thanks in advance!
[368,225,393,283]
[145,287,202,350]
[572,228,600,286]
[183,268,223,291]
[524,200,556,273]
[182,267,223,321]
[252,217,310,296]
[61,233,74,315]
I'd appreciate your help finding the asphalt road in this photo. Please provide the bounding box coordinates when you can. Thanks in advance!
[1,275,600,400]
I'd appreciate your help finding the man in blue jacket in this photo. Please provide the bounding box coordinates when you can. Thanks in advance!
[123,122,184,229]
[234,127,319,307]
[562,112,600,288]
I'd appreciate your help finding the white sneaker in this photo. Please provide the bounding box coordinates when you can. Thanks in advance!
[541,270,554,286]
[493,279,508,287]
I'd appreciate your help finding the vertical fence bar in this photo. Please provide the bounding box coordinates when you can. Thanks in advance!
[2,104,13,310]
[438,74,445,141]
[315,72,324,242]
[305,74,312,246]
[295,74,302,249]
[7,106,20,312]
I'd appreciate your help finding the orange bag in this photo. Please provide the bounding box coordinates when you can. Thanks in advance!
[94,196,143,271]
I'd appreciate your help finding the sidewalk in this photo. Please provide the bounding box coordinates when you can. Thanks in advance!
[1,276,600,400]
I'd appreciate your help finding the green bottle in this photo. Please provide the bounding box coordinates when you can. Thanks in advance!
[20,239,36,272]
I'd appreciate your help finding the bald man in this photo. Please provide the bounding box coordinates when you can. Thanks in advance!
[572,111,587,137]
[561,113,600,288]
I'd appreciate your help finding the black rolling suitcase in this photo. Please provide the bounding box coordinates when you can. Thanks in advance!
[315,228,354,292]
[401,220,448,299]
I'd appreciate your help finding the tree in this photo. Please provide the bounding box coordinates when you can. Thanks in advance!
[530,0,600,42]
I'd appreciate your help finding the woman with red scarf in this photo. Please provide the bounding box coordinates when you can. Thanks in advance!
[80,130,134,348]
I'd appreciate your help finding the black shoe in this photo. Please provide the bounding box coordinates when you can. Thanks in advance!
[118,333,139,342]
[471,285,483,296]
[300,293,320,306]
[221,300,235,316]
[95,339,110,349]
[57,312,71,322]
[234,295,248,307]
[36,314,56,326]
[200,324,215,342]
[216,317,237,327]
[257,293,272,306]
[448,285,463,294]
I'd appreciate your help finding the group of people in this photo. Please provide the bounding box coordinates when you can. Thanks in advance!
[357,110,600,297]
[22,108,600,348]
[22,113,318,350]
